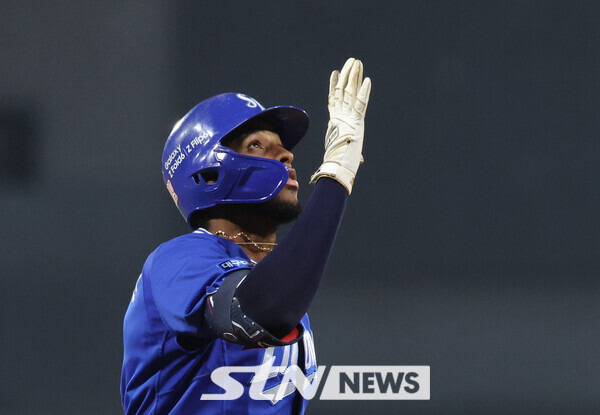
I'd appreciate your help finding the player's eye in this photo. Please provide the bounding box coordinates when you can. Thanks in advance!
[247,140,262,150]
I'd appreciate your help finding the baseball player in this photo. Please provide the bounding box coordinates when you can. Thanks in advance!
[121,57,371,414]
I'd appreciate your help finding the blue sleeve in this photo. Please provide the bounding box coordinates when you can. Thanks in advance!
[235,178,348,337]
[147,236,253,337]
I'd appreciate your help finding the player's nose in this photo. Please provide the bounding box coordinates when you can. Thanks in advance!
[278,147,294,166]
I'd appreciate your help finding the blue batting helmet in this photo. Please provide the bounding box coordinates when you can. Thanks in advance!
[162,92,309,226]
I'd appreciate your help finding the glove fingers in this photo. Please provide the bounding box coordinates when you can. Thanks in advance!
[355,77,372,115]
[329,70,339,95]
[357,60,364,86]
[334,58,355,107]
[338,58,355,84]
[344,60,362,106]
[329,70,339,107]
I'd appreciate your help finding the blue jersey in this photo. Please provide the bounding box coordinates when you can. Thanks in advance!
[121,229,318,414]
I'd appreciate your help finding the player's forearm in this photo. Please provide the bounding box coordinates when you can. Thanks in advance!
[234,178,348,337]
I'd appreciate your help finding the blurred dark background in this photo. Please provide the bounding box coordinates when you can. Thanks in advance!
[2,1,599,414]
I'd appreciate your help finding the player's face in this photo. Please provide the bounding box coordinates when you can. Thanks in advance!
[228,130,299,205]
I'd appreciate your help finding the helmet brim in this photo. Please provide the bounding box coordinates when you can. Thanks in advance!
[224,105,309,151]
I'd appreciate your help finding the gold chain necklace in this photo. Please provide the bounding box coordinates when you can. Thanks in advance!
[214,230,277,252]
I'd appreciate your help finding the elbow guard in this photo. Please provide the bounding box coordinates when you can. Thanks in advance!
[204,269,304,348]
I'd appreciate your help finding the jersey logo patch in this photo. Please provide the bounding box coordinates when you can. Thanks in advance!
[218,259,254,271]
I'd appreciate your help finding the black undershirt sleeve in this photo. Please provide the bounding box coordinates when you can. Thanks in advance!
[234,178,348,338]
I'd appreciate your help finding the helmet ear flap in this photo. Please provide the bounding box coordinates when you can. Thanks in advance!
[193,169,219,185]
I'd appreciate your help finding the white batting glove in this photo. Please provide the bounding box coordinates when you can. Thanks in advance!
[309,57,372,194]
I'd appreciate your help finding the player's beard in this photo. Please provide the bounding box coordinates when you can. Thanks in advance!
[242,198,303,224]
[192,198,303,231]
